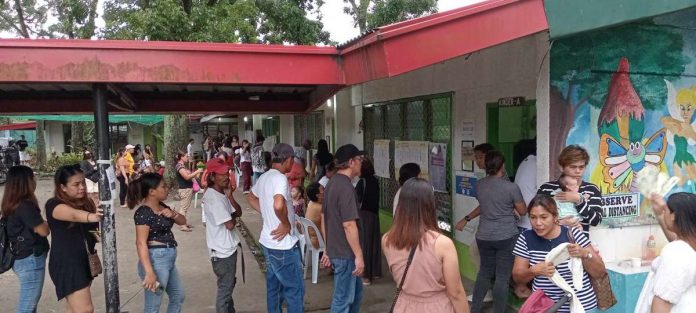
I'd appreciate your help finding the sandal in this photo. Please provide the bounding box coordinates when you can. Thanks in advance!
[180,226,192,232]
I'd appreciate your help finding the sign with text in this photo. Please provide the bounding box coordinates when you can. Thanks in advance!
[373,140,390,178]
[455,175,477,197]
[601,193,640,219]
[498,96,526,106]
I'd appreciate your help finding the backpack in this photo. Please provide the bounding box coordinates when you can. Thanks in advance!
[0,217,17,274]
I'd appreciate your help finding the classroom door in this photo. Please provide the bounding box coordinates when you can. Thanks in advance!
[486,101,536,179]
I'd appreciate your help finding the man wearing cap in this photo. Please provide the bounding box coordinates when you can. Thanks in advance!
[247,143,304,313]
[322,144,365,313]
[202,158,243,313]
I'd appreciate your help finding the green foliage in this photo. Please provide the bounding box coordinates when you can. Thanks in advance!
[102,0,331,44]
[367,0,437,30]
[342,0,437,33]
[0,0,50,38]
[47,0,99,39]
[45,152,83,174]
[550,21,690,110]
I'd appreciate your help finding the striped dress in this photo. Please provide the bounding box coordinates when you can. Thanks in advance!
[537,180,603,234]
[513,226,598,312]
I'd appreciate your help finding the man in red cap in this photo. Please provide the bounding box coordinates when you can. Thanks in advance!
[202,158,243,312]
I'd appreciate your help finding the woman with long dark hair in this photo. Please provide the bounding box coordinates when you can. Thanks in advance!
[46,164,102,312]
[2,165,50,312]
[635,193,696,312]
[356,158,381,285]
[128,173,187,313]
[455,150,527,313]
[175,151,203,232]
[311,139,333,182]
[383,178,469,313]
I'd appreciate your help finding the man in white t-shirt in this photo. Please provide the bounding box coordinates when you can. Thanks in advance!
[202,158,243,313]
[247,143,303,313]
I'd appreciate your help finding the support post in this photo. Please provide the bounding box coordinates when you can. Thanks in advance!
[93,84,121,312]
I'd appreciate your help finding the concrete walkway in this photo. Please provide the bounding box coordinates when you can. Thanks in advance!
[0,179,394,312]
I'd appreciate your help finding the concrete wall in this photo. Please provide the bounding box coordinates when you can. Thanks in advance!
[335,32,550,278]
[45,121,67,155]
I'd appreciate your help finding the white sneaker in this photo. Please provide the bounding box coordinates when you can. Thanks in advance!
[467,290,493,302]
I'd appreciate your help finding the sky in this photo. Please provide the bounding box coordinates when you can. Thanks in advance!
[321,0,486,44]
[0,0,486,42]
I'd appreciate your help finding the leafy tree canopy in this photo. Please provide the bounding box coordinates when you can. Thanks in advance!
[343,0,437,33]
[551,21,690,111]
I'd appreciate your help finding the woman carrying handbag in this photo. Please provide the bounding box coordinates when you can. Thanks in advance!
[382,178,470,313]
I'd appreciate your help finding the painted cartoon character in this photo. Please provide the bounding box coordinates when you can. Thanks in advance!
[594,58,668,193]
[599,130,667,192]
[663,80,696,185]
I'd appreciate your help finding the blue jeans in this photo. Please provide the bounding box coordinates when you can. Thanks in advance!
[261,245,304,313]
[330,258,363,313]
[137,248,186,313]
[252,172,263,185]
[12,253,46,313]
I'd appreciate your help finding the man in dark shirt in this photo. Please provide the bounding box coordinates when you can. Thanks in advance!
[322,144,365,313]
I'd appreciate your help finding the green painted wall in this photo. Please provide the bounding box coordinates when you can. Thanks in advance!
[379,210,477,281]
[545,0,696,38]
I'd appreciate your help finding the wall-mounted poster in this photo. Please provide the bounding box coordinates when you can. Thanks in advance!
[373,140,390,178]
[455,174,477,197]
[429,143,447,191]
[461,141,475,172]
[394,141,430,180]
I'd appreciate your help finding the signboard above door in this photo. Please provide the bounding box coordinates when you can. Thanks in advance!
[497,97,526,106]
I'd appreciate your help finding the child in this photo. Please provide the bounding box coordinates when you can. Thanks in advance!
[291,185,306,217]
[554,174,583,223]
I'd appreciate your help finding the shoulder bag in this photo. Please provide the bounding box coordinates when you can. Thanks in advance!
[389,245,417,313]
[82,226,102,278]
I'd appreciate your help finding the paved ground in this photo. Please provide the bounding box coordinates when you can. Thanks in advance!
[0,178,507,312]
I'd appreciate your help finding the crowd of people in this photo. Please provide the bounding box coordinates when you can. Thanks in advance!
[2,133,696,313]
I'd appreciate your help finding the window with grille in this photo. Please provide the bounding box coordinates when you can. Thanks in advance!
[363,93,453,235]
[293,111,325,147]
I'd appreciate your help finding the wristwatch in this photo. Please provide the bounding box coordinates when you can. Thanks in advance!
[464,216,471,222]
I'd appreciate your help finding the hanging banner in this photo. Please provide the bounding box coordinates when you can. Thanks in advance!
[373,140,391,178]
[394,141,430,180]
[429,143,448,191]
[601,193,641,219]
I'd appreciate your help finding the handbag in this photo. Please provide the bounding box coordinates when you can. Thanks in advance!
[82,227,102,278]
[519,290,555,313]
[192,178,201,193]
[567,228,617,310]
[389,245,417,313]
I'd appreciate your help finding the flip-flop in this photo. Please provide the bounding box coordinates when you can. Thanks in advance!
[180,227,192,232]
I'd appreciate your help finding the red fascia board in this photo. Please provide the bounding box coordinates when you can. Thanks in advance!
[0,40,343,85]
[0,122,36,131]
[340,0,548,84]
[0,39,339,55]
[1,98,311,114]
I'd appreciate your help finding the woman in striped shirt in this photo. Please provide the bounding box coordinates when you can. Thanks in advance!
[512,195,606,313]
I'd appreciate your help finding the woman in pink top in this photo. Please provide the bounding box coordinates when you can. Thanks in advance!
[382,178,470,313]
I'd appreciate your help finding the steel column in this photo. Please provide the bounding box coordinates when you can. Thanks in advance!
[93,84,121,312]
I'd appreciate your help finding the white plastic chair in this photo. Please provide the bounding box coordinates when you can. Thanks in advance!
[295,215,326,284]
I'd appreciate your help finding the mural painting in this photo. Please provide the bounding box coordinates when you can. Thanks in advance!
[550,10,696,226]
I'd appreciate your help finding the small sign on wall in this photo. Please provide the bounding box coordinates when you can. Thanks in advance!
[455,175,477,197]
[601,193,640,219]
[498,96,525,106]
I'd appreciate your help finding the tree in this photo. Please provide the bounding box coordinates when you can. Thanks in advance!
[0,0,49,38]
[102,0,332,187]
[549,20,688,177]
[343,0,437,33]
